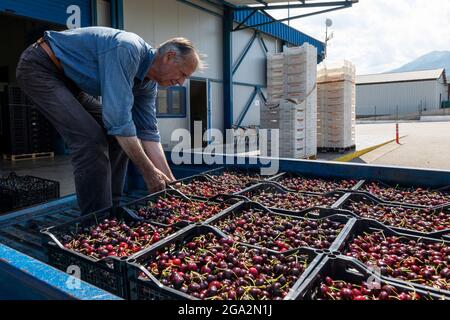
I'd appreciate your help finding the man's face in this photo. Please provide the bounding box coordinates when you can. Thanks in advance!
[154,51,197,87]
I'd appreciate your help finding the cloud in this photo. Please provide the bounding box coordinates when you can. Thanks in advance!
[270,0,450,74]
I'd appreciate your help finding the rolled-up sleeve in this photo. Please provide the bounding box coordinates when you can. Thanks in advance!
[98,46,139,137]
[132,82,161,142]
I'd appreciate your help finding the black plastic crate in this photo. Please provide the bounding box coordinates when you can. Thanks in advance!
[3,86,28,124]
[121,188,243,226]
[27,105,55,153]
[1,86,56,155]
[296,255,448,300]
[41,206,183,298]
[126,225,323,300]
[1,86,29,155]
[333,218,450,295]
[332,192,450,239]
[169,174,257,200]
[235,182,345,214]
[29,143,54,154]
[0,172,60,213]
[6,86,27,105]
[0,97,29,155]
[270,172,363,195]
[358,180,450,209]
[203,201,355,253]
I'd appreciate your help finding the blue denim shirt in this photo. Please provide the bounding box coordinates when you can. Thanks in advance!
[44,26,160,142]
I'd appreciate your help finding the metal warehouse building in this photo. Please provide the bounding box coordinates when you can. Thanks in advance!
[0,0,337,150]
[356,68,448,117]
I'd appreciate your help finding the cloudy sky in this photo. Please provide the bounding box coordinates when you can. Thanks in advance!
[269,0,450,74]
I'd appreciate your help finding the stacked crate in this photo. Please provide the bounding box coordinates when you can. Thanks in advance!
[262,44,317,159]
[0,85,54,157]
[0,86,29,155]
[317,61,356,150]
[28,103,54,153]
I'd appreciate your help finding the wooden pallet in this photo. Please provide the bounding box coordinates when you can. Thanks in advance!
[3,152,54,162]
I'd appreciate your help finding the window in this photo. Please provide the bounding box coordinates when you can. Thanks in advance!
[156,86,186,117]
[157,88,168,114]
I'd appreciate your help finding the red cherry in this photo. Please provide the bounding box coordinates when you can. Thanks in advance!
[248,267,259,277]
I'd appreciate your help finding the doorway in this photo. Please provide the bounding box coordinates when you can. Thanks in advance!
[189,79,208,148]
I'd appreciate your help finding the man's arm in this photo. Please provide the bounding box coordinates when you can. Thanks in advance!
[141,140,176,181]
[115,136,171,192]
[132,80,176,182]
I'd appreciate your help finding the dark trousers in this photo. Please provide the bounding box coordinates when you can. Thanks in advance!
[16,43,129,215]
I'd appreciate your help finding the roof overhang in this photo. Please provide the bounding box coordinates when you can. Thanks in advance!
[221,0,358,30]
[224,0,358,10]
[180,0,357,62]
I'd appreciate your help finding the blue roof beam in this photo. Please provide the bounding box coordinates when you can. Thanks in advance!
[233,2,357,31]
[234,10,326,61]
[235,86,264,127]
[235,5,350,31]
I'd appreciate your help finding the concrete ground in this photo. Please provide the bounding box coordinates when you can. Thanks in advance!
[351,121,450,170]
[316,120,404,161]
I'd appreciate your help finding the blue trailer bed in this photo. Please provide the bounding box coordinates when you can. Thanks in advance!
[1,154,449,299]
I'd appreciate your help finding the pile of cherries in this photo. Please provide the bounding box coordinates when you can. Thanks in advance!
[134,196,231,224]
[212,208,345,251]
[208,171,265,185]
[62,218,174,259]
[143,232,310,300]
[277,176,357,193]
[345,231,450,290]
[362,181,450,207]
[246,189,338,211]
[343,199,450,233]
[316,277,432,300]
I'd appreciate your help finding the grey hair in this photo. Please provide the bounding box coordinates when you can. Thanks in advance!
[157,37,207,72]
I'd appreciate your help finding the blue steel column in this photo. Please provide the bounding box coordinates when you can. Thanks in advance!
[223,5,233,130]
[117,0,124,29]
[90,0,98,26]
[110,0,124,29]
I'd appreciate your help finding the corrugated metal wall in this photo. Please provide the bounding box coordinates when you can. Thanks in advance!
[123,0,222,80]
[123,0,222,147]
[123,0,321,142]
[356,80,443,116]
[232,27,278,126]
[437,74,448,105]
[123,0,282,144]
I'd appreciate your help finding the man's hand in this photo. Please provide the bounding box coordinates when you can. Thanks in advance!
[143,167,171,194]
[141,141,177,183]
[115,136,171,194]
[114,137,176,194]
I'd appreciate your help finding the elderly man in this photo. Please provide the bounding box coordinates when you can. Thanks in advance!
[16,26,203,215]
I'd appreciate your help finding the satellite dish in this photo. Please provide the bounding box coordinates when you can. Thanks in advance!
[326,18,333,27]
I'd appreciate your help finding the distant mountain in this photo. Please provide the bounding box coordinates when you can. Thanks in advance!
[389,51,450,73]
